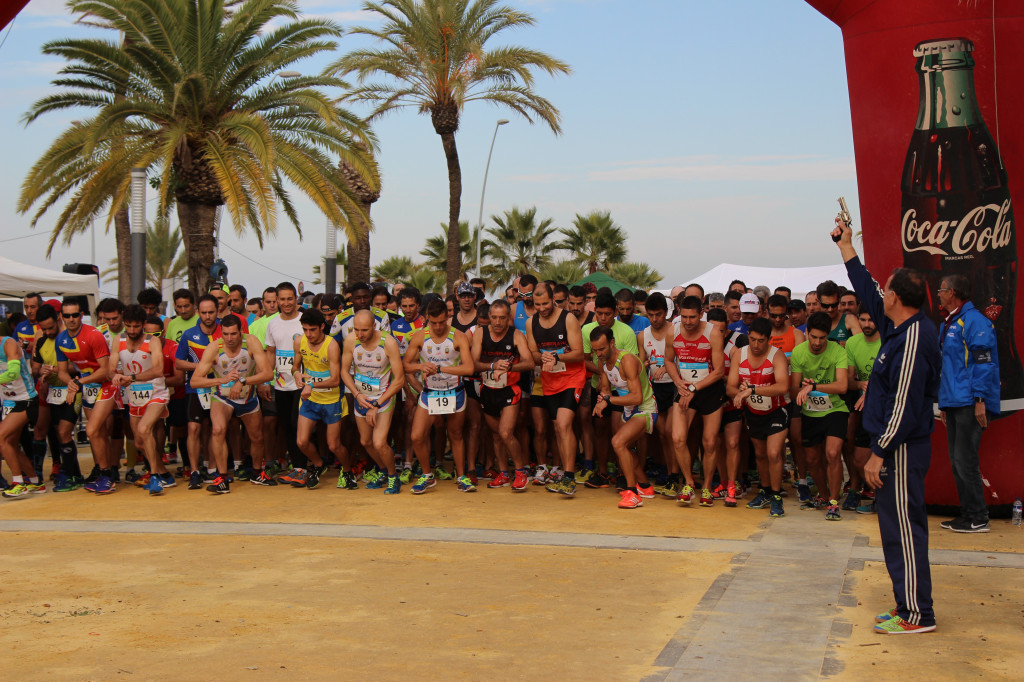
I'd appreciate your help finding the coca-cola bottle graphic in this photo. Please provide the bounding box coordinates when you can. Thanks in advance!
[901,37,1024,407]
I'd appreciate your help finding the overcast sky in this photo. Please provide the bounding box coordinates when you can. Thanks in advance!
[0,0,859,298]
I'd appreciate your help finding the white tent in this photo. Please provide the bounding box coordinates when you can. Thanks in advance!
[0,255,99,310]
[657,262,854,302]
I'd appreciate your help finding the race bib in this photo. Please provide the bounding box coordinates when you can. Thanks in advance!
[544,348,566,373]
[355,372,383,398]
[128,382,153,408]
[806,390,834,412]
[1,399,13,418]
[678,361,709,382]
[746,392,772,412]
[275,350,294,374]
[196,387,212,410]
[481,370,508,389]
[308,368,332,393]
[47,385,68,405]
[82,383,101,406]
[426,389,457,415]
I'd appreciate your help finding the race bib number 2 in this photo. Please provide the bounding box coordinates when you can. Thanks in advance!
[678,361,709,382]
[1,400,13,419]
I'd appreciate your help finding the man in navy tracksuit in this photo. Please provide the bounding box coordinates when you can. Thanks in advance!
[832,219,940,634]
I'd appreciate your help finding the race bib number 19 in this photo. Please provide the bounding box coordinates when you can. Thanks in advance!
[427,390,457,415]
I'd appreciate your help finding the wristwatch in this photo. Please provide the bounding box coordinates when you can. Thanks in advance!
[240,376,247,386]
[686,384,696,394]
[974,397,984,404]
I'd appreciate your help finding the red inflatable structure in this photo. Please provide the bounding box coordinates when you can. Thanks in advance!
[807,0,1023,513]
[1,2,30,31]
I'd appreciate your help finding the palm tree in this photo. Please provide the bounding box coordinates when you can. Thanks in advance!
[312,246,348,287]
[19,0,379,297]
[420,220,477,278]
[330,0,570,293]
[372,255,416,284]
[338,142,381,285]
[557,211,628,274]
[481,206,558,286]
[609,262,663,291]
[100,214,187,290]
[538,260,586,286]
[404,266,444,294]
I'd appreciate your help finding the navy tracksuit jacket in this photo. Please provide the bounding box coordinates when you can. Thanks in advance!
[845,256,940,627]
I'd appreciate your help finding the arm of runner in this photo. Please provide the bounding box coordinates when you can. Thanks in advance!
[726,349,744,405]
[814,364,849,396]
[525,317,542,365]
[593,366,610,418]
[189,343,230,389]
[790,369,805,406]
[793,327,806,346]
[845,313,862,338]
[0,338,23,383]
[402,330,431,378]
[608,354,642,407]
[471,326,488,373]
[445,330,476,378]
[378,335,406,405]
[511,330,534,374]
[291,335,312,399]
[247,334,274,387]
[560,312,586,363]
[765,353,790,397]
[693,326,725,391]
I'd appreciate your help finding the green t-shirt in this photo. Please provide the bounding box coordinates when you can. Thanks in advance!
[844,333,880,383]
[165,314,198,344]
[248,312,278,347]
[790,339,849,417]
[582,319,639,387]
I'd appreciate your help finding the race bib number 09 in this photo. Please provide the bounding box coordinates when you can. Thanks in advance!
[83,383,102,406]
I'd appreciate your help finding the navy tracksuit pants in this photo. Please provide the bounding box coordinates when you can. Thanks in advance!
[876,438,935,626]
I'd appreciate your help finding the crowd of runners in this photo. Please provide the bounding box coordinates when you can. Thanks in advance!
[0,272,884,518]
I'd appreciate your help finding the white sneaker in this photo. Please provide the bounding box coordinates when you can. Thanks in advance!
[531,464,549,485]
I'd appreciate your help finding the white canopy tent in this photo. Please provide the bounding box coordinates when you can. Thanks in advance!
[656,262,854,302]
[0,255,99,311]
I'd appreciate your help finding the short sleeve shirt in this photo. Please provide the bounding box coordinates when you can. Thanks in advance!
[789,340,850,417]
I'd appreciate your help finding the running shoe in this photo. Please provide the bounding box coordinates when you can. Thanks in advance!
[384,475,401,495]
[53,474,83,493]
[235,466,254,482]
[2,483,31,498]
[574,469,594,485]
[159,473,177,488]
[873,616,935,635]
[435,466,454,481]
[144,476,165,496]
[91,475,116,494]
[710,484,727,500]
[699,488,715,507]
[84,465,101,483]
[467,472,479,487]
[481,468,499,480]
[856,499,876,514]
[134,472,151,488]
[263,461,282,477]
[411,473,436,495]
[939,516,964,530]
[511,469,528,491]
[677,484,695,505]
[841,490,861,511]
[875,608,898,623]
[800,495,828,511]
[658,480,681,498]
[24,481,45,494]
[724,482,737,508]
[746,489,770,510]
[618,490,643,509]
[399,467,413,485]
[487,472,511,488]
[636,482,656,499]
[49,464,60,481]
[549,466,564,483]
[278,468,306,486]
[125,468,141,483]
[457,475,477,492]
[206,476,230,494]
[336,470,359,490]
[557,477,576,497]
[109,468,121,483]
[188,470,203,490]
[797,482,812,502]
[825,501,841,521]
[365,471,387,489]
[948,518,990,533]
[769,493,785,518]
[532,464,549,485]
[585,472,611,489]
[545,477,562,494]
[306,465,327,490]
[251,470,278,486]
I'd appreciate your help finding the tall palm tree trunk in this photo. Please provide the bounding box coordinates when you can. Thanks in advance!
[440,130,462,295]
[114,203,131,302]
[177,202,217,297]
[347,198,372,284]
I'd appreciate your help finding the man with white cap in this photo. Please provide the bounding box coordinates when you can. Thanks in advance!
[730,293,761,335]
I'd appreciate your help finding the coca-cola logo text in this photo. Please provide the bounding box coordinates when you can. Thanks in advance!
[901,199,1013,256]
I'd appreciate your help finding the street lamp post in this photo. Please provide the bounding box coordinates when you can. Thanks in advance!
[476,119,509,281]
[130,167,147,299]
[325,218,337,295]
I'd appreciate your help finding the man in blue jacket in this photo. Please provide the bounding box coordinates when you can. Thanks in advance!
[832,218,940,635]
[936,274,999,534]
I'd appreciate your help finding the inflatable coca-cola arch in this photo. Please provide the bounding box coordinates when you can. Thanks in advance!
[807,0,1023,513]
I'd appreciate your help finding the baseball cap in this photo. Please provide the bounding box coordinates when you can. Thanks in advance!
[45,298,62,313]
[739,293,761,313]
[456,282,476,296]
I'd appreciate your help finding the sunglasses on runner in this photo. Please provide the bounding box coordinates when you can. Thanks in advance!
[62,312,81,319]
[554,298,566,304]
[768,312,787,319]
[820,302,839,310]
